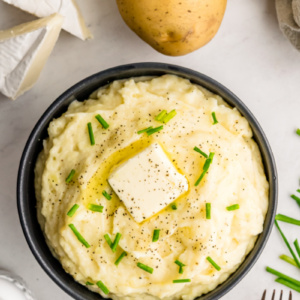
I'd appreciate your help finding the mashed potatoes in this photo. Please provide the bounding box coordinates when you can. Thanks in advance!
[35,75,269,300]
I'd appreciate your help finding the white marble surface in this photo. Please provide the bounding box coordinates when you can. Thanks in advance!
[1,0,300,299]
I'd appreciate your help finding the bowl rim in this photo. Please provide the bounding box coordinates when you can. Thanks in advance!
[17,62,277,300]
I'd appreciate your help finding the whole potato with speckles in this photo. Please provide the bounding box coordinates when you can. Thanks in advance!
[116,0,227,56]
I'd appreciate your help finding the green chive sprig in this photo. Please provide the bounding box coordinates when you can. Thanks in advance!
[96,280,109,295]
[275,220,300,268]
[104,234,113,248]
[102,190,111,200]
[111,233,122,252]
[155,110,167,122]
[212,112,218,125]
[162,110,177,123]
[291,194,300,206]
[206,203,211,219]
[115,251,127,266]
[88,204,103,212]
[67,204,79,217]
[296,129,300,136]
[279,255,298,267]
[266,266,300,287]
[294,239,300,260]
[275,214,300,226]
[152,229,160,242]
[193,146,208,158]
[68,224,90,248]
[137,262,153,274]
[87,122,95,145]
[86,281,94,285]
[206,256,221,271]
[155,109,177,123]
[137,126,153,134]
[171,204,177,210]
[173,279,191,283]
[175,260,186,274]
[226,204,240,211]
[275,278,300,292]
[66,169,76,183]
[95,114,109,129]
[195,152,215,186]
[146,125,164,136]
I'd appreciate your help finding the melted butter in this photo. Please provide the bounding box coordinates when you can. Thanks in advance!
[83,137,190,220]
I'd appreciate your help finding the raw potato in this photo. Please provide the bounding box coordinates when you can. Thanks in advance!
[116,0,227,56]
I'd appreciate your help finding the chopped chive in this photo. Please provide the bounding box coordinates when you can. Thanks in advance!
[202,158,212,172]
[275,214,300,226]
[291,194,300,206]
[102,190,111,200]
[146,125,164,136]
[137,126,153,134]
[175,260,186,267]
[206,203,211,219]
[104,234,113,248]
[297,189,300,193]
[152,229,160,242]
[193,146,208,158]
[88,204,103,212]
[155,110,167,122]
[206,256,221,271]
[171,204,177,210]
[266,266,300,286]
[66,169,76,183]
[296,129,300,136]
[279,254,298,267]
[194,169,207,186]
[173,279,191,283]
[87,122,95,145]
[275,220,300,268]
[114,251,127,266]
[95,114,109,129]
[275,278,300,292]
[137,262,153,274]
[67,204,79,217]
[111,233,122,252]
[68,224,90,248]
[212,112,218,125]
[294,239,300,260]
[86,281,94,285]
[226,204,240,211]
[208,152,215,161]
[175,260,186,274]
[162,109,177,123]
[96,280,109,295]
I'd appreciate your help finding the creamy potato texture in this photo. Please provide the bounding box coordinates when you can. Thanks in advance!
[35,75,269,300]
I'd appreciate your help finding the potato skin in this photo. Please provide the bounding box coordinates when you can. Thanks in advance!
[116,0,227,56]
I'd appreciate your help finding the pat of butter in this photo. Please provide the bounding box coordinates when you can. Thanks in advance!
[108,143,188,223]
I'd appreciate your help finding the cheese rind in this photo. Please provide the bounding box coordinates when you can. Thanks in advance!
[108,143,189,223]
[0,13,64,100]
[2,0,92,40]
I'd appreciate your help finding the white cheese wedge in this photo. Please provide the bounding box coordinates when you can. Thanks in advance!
[0,14,64,100]
[108,143,189,223]
[2,0,92,40]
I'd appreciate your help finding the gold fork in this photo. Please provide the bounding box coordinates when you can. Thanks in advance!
[261,290,292,300]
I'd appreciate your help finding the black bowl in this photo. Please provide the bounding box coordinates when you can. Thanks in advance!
[17,63,277,300]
